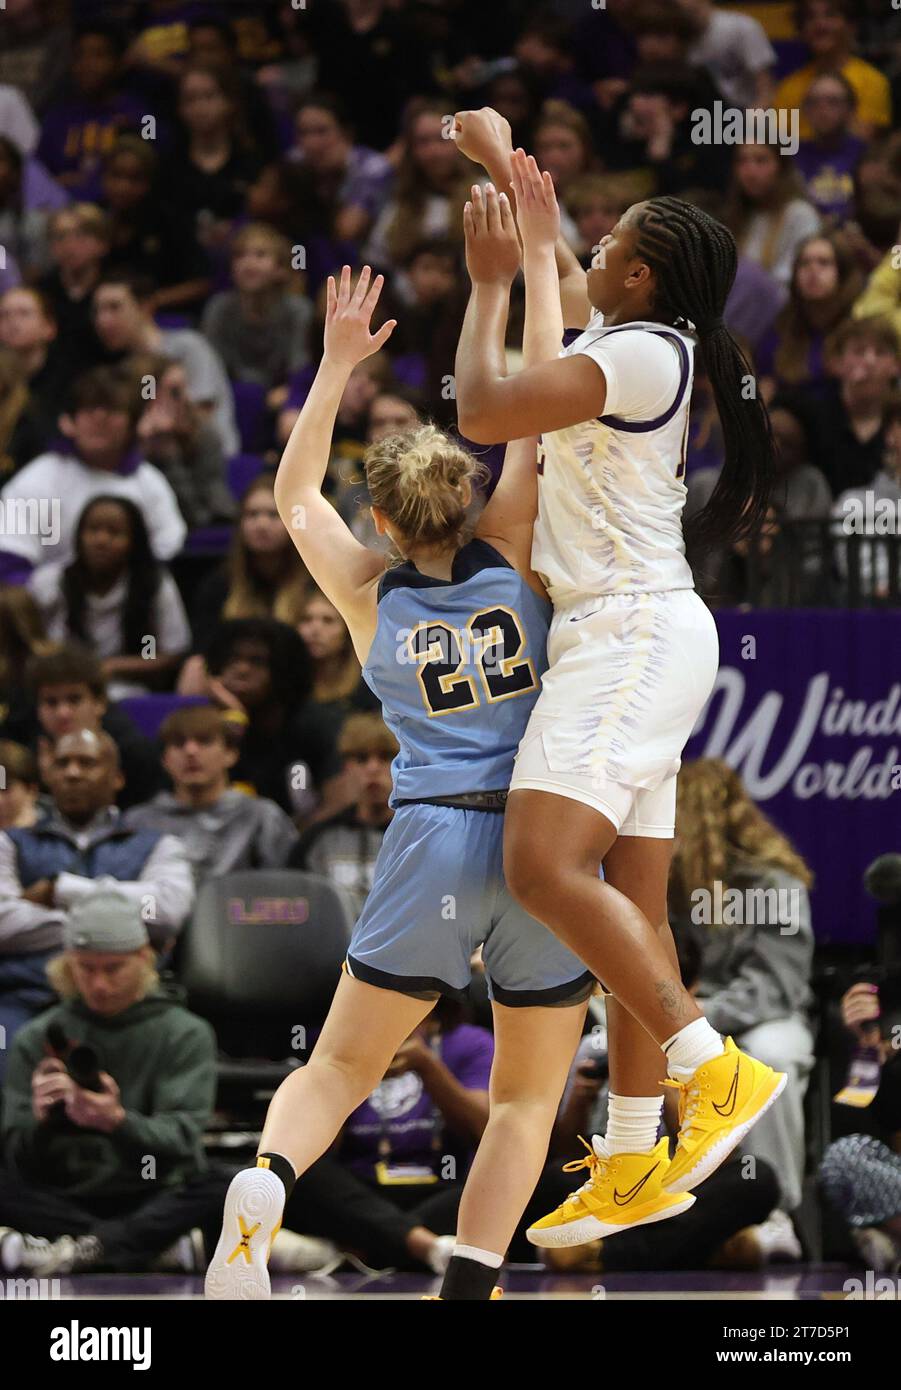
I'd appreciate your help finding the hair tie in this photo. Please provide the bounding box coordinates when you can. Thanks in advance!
[698,317,725,335]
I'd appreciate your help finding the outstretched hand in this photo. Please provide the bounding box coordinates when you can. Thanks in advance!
[324,266,397,368]
[510,147,560,253]
[463,183,520,288]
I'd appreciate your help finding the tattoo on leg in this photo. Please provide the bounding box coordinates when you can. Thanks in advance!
[654,978,688,1023]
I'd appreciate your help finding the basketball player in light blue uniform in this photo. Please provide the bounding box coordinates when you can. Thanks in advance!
[206,210,593,1303]
[348,539,591,1004]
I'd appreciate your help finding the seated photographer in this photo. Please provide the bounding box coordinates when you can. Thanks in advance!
[539,930,785,1273]
[669,759,815,1219]
[819,977,901,1272]
[0,729,194,1075]
[126,704,300,881]
[0,891,225,1276]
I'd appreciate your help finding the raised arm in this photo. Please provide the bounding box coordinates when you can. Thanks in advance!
[510,147,564,366]
[272,266,396,662]
[453,107,591,330]
[455,186,605,444]
[458,176,544,588]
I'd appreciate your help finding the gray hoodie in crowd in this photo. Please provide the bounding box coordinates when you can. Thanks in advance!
[125,788,299,882]
[689,864,815,1035]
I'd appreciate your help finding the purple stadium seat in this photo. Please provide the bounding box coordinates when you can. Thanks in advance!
[117,694,207,739]
[231,379,268,452]
[390,354,427,391]
[227,452,265,500]
[181,526,233,555]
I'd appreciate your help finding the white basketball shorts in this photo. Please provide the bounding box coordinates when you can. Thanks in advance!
[510,588,719,837]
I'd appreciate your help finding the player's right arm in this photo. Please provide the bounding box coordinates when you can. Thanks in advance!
[475,435,545,597]
[453,107,591,331]
[273,266,396,663]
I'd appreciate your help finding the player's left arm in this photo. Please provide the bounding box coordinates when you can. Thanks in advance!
[273,267,396,660]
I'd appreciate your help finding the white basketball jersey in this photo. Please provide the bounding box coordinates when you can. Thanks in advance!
[531,314,697,605]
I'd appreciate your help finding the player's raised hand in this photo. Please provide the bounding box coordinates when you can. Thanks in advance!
[453,107,513,169]
[324,265,397,368]
[510,148,560,253]
[463,183,520,288]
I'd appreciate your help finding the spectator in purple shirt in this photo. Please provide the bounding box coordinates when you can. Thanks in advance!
[795,71,865,222]
[37,22,147,203]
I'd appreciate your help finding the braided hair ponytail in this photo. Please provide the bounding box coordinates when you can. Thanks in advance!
[632,197,774,548]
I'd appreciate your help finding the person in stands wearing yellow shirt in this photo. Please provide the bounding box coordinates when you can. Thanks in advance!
[774,0,891,142]
[853,222,901,346]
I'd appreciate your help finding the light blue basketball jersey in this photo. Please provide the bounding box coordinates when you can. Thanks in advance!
[363,539,551,805]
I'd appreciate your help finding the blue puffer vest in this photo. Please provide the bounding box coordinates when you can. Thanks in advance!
[7,810,162,885]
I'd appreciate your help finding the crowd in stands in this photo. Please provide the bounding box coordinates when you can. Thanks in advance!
[0,0,899,1282]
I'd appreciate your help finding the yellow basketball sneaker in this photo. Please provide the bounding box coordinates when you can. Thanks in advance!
[526,1136,694,1249]
[662,1037,787,1194]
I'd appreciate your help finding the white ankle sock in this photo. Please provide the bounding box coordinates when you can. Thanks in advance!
[604,1093,664,1154]
[663,1018,724,1080]
[453,1244,504,1268]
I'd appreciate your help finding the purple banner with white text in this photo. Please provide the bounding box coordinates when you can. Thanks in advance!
[684,610,901,945]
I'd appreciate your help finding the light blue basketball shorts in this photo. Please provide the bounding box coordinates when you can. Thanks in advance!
[346,802,595,1006]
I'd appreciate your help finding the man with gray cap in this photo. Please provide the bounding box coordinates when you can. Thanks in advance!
[0,889,226,1276]
[0,728,194,1077]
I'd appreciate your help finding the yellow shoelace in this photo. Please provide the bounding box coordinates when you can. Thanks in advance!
[662,1076,704,1141]
[560,1136,608,1205]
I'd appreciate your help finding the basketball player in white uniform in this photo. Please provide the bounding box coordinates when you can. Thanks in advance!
[451,111,786,1247]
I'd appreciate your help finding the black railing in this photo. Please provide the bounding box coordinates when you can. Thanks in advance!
[692,521,901,609]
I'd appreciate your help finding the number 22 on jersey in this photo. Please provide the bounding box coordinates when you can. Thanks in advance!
[406,605,538,717]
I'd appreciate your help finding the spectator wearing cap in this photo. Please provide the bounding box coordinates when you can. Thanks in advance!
[0,890,224,1277]
[125,705,300,881]
[0,728,194,1073]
